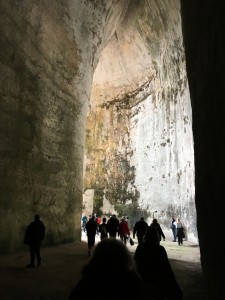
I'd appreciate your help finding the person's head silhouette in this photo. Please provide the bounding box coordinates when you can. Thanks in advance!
[144,226,159,244]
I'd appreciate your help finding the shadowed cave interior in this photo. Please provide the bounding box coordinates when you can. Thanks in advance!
[0,1,225,299]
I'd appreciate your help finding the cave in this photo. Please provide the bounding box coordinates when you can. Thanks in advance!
[0,1,224,299]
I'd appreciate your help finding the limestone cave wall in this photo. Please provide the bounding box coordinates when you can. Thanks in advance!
[1,0,223,298]
[0,0,130,253]
[84,0,196,241]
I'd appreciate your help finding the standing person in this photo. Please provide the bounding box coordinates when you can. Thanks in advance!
[133,217,148,244]
[118,217,130,245]
[81,214,87,232]
[125,215,130,229]
[98,217,108,240]
[106,214,119,238]
[134,226,183,300]
[85,215,97,256]
[68,238,144,300]
[150,218,165,242]
[24,214,45,268]
[176,218,184,246]
[95,215,101,235]
[171,217,177,242]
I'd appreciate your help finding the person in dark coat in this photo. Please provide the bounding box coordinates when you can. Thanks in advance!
[106,214,119,238]
[98,217,108,240]
[85,215,97,256]
[68,238,144,300]
[133,217,148,244]
[176,219,185,246]
[150,218,165,242]
[134,226,183,300]
[24,214,45,268]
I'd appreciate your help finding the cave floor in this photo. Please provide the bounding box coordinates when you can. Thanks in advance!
[0,232,208,300]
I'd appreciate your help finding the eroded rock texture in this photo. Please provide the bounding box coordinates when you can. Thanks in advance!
[0,0,130,252]
[85,0,196,241]
[0,0,223,298]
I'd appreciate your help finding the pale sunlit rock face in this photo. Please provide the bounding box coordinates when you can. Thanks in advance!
[1,0,224,298]
[129,89,195,241]
[85,0,197,242]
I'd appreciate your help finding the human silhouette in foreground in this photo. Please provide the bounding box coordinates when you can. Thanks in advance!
[134,226,183,300]
[150,218,165,242]
[106,214,119,238]
[85,214,97,256]
[24,214,45,268]
[68,238,144,300]
[133,216,148,244]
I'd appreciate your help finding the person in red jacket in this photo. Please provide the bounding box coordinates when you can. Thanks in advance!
[118,217,130,245]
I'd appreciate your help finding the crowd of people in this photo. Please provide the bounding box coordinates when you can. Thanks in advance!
[82,213,186,255]
[23,213,185,299]
[71,213,184,299]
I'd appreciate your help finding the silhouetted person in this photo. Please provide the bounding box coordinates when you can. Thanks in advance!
[133,217,148,244]
[134,226,183,300]
[24,214,45,268]
[85,215,97,256]
[171,217,177,242]
[106,214,119,238]
[176,218,184,246]
[68,238,144,300]
[150,218,165,242]
[98,217,108,240]
[118,217,130,245]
